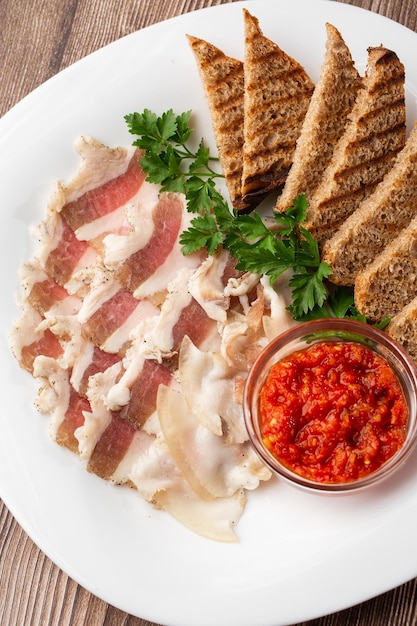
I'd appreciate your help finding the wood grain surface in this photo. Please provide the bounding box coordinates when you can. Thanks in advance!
[2,1,417,624]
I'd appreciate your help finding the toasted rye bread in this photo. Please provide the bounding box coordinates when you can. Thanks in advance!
[387,297,417,361]
[304,46,406,246]
[322,121,417,285]
[187,35,250,212]
[241,9,314,205]
[275,23,362,212]
[354,215,417,322]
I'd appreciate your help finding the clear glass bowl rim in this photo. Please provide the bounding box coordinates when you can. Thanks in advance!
[243,318,417,493]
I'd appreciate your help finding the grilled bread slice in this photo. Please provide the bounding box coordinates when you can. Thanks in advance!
[304,46,406,246]
[241,9,314,205]
[276,23,361,212]
[322,121,417,285]
[387,297,417,362]
[187,35,250,212]
[354,215,417,322]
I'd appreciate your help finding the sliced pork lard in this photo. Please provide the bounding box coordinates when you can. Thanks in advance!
[31,355,91,454]
[178,336,248,443]
[76,360,124,462]
[129,434,246,543]
[60,143,145,232]
[73,346,122,397]
[76,266,159,355]
[220,284,268,371]
[260,273,294,340]
[69,358,140,480]
[157,385,271,500]
[118,358,173,430]
[105,344,178,429]
[44,216,96,288]
[104,192,205,298]
[140,267,218,362]
[21,261,82,318]
[56,386,92,452]
[10,132,285,541]
[188,248,233,323]
[10,302,64,373]
[87,413,138,480]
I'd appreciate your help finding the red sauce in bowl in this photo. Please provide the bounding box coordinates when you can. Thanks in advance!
[259,341,409,484]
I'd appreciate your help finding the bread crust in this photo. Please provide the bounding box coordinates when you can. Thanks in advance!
[187,34,250,212]
[305,46,406,246]
[322,121,417,285]
[275,23,361,212]
[241,9,314,204]
[354,215,417,321]
[387,297,417,361]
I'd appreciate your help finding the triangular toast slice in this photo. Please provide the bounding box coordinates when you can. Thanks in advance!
[354,215,417,322]
[305,46,406,246]
[322,122,417,285]
[187,35,250,212]
[387,296,417,362]
[241,9,314,205]
[275,23,361,212]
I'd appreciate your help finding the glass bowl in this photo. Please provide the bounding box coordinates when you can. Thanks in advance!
[243,318,417,493]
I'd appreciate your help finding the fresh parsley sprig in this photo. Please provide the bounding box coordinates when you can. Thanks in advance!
[125,109,223,215]
[222,195,334,320]
[124,108,383,323]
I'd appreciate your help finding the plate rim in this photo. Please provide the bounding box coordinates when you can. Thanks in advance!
[2,1,417,625]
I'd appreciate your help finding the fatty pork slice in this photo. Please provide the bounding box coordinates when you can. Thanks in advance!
[178,336,247,443]
[20,260,82,318]
[106,342,177,425]
[157,385,271,501]
[140,267,219,362]
[71,170,158,246]
[11,260,77,371]
[83,357,176,480]
[10,303,64,374]
[156,482,245,543]
[87,414,145,481]
[75,361,139,478]
[76,264,159,355]
[187,247,246,323]
[35,137,145,296]
[71,343,122,398]
[32,355,91,453]
[104,191,205,298]
[129,433,246,542]
[59,138,145,231]
[36,203,97,296]
[220,274,296,370]
[259,273,295,340]
[220,283,268,371]
[71,358,155,482]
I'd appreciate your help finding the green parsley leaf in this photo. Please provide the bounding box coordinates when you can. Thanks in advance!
[179,213,222,255]
[288,263,333,319]
[326,286,356,318]
[125,108,383,326]
[274,194,308,234]
[231,240,295,282]
[185,176,217,214]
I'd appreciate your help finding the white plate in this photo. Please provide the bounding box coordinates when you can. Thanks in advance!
[2,1,417,624]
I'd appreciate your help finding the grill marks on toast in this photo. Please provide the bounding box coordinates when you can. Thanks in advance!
[387,298,417,362]
[304,46,406,246]
[187,35,249,212]
[276,23,362,212]
[322,123,417,286]
[241,9,314,204]
[354,216,417,321]
[188,14,417,356]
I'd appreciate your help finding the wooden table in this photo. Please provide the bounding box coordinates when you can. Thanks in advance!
[2,1,417,624]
